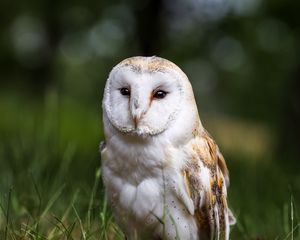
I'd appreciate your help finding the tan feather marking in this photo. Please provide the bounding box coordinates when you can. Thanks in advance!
[118,56,187,77]
[184,161,201,207]
[183,128,231,239]
[182,170,192,198]
[217,152,229,186]
[201,129,229,186]
[185,163,211,236]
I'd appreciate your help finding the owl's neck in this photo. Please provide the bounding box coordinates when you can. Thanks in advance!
[103,112,201,184]
[104,130,174,184]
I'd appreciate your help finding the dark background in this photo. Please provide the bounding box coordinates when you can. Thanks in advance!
[0,0,299,239]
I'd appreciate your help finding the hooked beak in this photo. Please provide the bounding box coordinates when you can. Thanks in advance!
[131,97,146,129]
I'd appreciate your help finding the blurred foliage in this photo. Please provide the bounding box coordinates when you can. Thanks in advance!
[0,0,300,238]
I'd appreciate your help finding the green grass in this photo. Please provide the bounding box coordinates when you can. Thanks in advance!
[0,92,299,239]
[0,92,123,239]
[228,158,300,239]
[0,139,124,239]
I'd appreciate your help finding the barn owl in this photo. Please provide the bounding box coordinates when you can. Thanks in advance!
[101,56,235,240]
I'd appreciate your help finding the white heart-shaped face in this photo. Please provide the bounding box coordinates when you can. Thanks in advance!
[103,63,184,136]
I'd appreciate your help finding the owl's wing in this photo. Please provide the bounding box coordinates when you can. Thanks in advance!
[182,129,235,240]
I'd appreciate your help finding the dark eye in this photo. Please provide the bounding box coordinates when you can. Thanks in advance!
[120,88,130,96]
[153,90,167,99]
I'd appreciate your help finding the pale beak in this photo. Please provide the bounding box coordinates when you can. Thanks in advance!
[132,111,143,129]
[130,97,145,128]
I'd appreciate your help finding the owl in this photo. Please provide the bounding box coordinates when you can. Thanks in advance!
[100,56,235,240]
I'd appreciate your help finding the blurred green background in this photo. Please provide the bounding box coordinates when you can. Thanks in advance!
[0,0,299,239]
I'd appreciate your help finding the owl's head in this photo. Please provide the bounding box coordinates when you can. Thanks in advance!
[103,56,199,138]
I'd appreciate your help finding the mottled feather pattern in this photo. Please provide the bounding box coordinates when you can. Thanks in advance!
[184,129,230,239]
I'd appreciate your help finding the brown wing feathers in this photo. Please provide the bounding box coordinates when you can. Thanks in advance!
[184,129,231,239]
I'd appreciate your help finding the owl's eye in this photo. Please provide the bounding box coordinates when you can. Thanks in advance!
[120,88,130,96]
[153,90,167,99]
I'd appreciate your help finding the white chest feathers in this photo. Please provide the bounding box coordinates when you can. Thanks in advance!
[101,138,198,240]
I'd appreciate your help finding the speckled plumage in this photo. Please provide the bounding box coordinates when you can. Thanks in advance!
[101,56,235,240]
